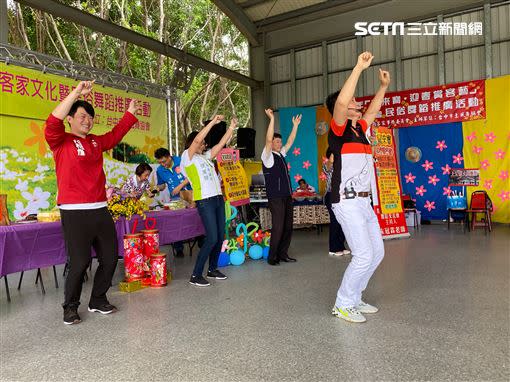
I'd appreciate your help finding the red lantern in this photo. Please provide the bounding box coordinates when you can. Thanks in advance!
[150,253,167,287]
[141,229,159,275]
[123,233,144,281]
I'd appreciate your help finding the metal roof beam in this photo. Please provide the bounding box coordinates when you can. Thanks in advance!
[15,0,261,88]
[211,0,260,46]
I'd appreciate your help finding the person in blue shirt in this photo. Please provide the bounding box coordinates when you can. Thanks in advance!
[154,148,192,257]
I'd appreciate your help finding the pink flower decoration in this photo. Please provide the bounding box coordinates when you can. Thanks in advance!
[302,160,311,170]
[421,160,434,171]
[484,132,496,143]
[472,146,483,155]
[483,179,493,190]
[441,164,451,175]
[294,174,302,183]
[322,156,329,164]
[452,153,464,164]
[415,185,427,196]
[442,187,452,196]
[499,171,509,180]
[428,175,440,186]
[466,132,477,142]
[498,190,510,201]
[292,147,301,156]
[480,159,490,170]
[404,172,416,183]
[287,163,291,170]
[319,172,327,181]
[435,140,447,151]
[424,200,436,212]
[495,149,506,160]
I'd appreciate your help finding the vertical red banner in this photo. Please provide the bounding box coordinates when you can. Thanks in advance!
[372,127,410,239]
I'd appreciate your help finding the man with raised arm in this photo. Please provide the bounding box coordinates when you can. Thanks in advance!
[261,109,301,266]
[325,52,391,323]
[45,80,141,325]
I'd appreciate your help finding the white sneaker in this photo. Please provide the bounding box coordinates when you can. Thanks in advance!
[342,249,351,255]
[331,306,366,323]
[355,301,379,314]
[329,251,344,256]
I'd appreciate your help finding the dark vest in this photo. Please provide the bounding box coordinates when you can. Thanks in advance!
[262,152,292,199]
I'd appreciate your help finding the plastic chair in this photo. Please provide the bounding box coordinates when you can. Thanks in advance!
[466,191,492,233]
[402,194,419,228]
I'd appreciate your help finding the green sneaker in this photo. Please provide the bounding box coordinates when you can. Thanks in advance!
[331,306,366,323]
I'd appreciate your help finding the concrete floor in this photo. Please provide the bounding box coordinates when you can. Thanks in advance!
[1,224,509,381]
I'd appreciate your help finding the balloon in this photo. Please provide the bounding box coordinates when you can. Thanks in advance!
[218,252,230,267]
[221,240,228,253]
[248,245,263,260]
[262,247,269,260]
[226,239,238,253]
[230,250,245,266]
[235,223,248,253]
[245,222,259,238]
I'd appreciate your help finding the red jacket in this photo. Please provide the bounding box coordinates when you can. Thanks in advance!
[45,112,138,205]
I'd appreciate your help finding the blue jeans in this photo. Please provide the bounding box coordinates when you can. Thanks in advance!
[193,195,225,276]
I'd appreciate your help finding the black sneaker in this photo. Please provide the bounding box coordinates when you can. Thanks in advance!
[189,275,210,287]
[206,270,227,280]
[63,306,81,325]
[88,303,117,315]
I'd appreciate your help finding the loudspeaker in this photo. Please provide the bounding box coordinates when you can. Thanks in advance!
[203,120,227,148]
[237,128,256,158]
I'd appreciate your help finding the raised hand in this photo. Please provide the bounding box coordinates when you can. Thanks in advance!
[356,51,374,70]
[74,80,94,96]
[292,114,302,126]
[264,108,274,119]
[127,99,142,115]
[212,115,225,124]
[378,68,391,87]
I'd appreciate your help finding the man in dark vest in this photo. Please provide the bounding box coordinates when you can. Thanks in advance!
[261,108,301,265]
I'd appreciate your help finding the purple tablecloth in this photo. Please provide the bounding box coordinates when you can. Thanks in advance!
[0,209,205,277]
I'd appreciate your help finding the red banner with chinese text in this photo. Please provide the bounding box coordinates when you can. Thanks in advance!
[372,127,410,239]
[358,80,485,128]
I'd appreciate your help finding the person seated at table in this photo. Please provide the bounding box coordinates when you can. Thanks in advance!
[154,147,192,257]
[121,162,163,199]
[44,80,141,325]
[181,115,237,287]
[295,178,316,193]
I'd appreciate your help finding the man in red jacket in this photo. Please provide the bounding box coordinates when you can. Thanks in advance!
[45,80,141,325]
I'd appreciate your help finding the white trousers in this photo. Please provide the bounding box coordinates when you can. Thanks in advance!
[332,197,385,308]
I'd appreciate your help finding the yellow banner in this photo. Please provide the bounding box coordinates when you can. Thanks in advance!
[462,75,510,223]
[0,63,168,220]
[374,127,404,215]
[217,149,250,206]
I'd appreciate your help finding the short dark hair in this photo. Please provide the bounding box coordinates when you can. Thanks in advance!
[154,147,170,159]
[185,131,199,150]
[273,133,282,140]
[135,162,152,176]
[325,91,340,116]
[326,147,334,158]
[298,179,306,185]
[69,100,95,118]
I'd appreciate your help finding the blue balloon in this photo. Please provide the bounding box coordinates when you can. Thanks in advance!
[248,245,263,260]
[217,252,230,267]
[230,250,245,266]
[262,247,269,260]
